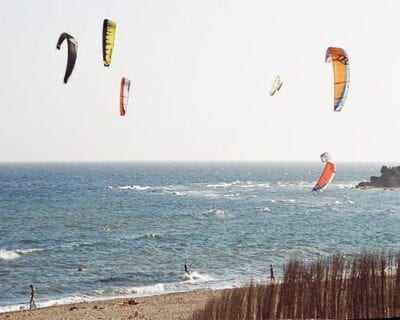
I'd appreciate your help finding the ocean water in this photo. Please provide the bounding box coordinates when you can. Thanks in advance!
[1,162,399,312]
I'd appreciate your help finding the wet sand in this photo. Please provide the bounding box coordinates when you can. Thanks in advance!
[0,289,224,320]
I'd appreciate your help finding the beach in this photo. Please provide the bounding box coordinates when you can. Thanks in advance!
[0,289,223,320]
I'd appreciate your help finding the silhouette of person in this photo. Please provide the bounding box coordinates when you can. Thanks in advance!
[29,284,36,309]
[269,264,274,281]
[184,263,189,275]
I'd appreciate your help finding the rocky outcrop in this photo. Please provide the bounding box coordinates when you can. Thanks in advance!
[356,166,400,188]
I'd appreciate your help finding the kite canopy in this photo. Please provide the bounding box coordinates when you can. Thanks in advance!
[120,77,131,116]
[325,47,350,112]
[269,75,283,96]
[312,152,336,193]
[102,19,116,67]
[56,33,78,84]
[320,152,333,163]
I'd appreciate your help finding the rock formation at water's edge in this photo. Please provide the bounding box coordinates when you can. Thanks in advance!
[356,166,400,188]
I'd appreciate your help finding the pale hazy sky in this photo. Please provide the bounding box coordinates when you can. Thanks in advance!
[1,0,399,162]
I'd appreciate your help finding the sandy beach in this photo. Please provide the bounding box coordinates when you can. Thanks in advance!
[0,289,223,320]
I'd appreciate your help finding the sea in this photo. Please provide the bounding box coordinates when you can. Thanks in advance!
[1,162,399,312]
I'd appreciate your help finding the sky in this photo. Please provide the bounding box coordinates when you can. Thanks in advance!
[1,0,399,162]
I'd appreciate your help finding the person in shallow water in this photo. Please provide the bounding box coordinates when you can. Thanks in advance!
[184,263,189,275]
[29,284,36,309]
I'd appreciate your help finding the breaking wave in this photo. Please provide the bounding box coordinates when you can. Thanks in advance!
[0,248,44,261]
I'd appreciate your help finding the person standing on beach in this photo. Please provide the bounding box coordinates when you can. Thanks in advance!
[269,265,274,281]
[29,284,36,309]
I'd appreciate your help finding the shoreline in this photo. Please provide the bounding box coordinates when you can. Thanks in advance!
[0,289,225,320]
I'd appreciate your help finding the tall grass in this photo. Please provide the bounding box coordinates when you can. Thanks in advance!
[192,252,400,319]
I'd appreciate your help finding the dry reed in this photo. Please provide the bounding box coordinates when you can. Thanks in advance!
[192,252,400,319]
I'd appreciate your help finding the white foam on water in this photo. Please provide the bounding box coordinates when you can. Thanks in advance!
[180,271,215,284]
[117,185,152,191]
[133,283,165,295]
[187,191,220,198]
[207,209,225,217]
[99,224,122,232]
[0,250,19,261]
[0,294,89,313]
[298,181,314,188]
[142,233,160,239]
[240,181,270,188]
[263,207,271,212]
[275,199,296,203]
[93,283,165,296]
[0,283,166,314]
[206,182,234,188]
[0,273,219,314]
[0,248,44,261]
[205,180,269,189]
[334,183,355,189]
[195,209,225,218]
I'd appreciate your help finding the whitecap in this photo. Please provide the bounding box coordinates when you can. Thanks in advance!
[0,248,44,261]
[263,207,271,212]
[335,183,355,189]
[276,199,295,203]
[206,182,232,188]
[0,249,19,261]
[118,185,152,191]
[298,181,314,188]
[258,183,270,188]
[202,209,225,217]
[210,209,224,217]
[143,233,159,239]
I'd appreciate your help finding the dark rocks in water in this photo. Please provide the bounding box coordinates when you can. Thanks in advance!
[356,166,400,188]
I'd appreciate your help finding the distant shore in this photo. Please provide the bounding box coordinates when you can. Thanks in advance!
[0,289,224,320]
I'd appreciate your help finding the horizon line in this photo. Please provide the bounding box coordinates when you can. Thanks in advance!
[0,159,397,164]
